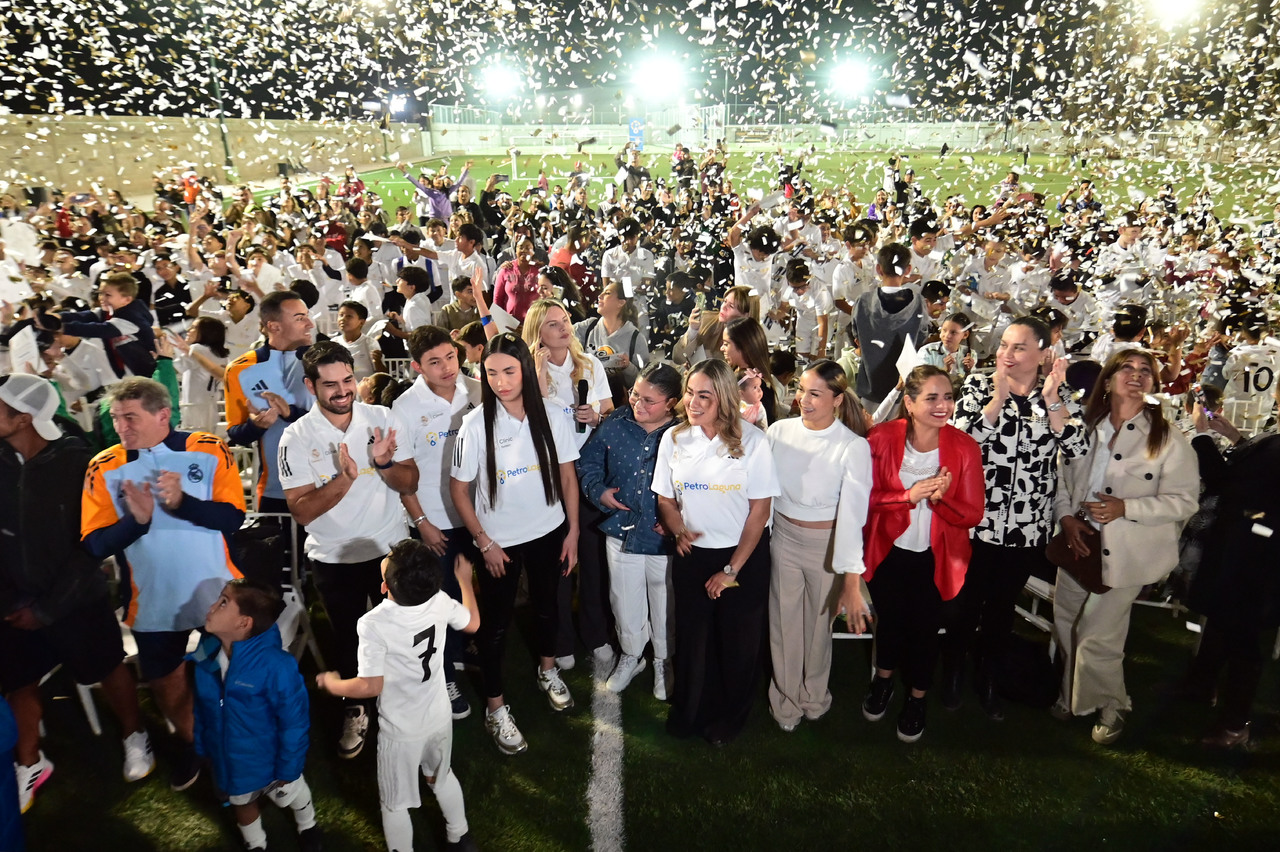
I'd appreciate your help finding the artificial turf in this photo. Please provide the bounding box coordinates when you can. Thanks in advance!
[259,148,1275,226]
[21,600,1280,851]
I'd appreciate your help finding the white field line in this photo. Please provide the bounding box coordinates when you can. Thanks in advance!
[586,658,625,852]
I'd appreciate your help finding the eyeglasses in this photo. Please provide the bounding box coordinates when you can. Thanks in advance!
[628,389,667,408]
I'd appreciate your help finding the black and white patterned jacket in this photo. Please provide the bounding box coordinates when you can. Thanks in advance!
[953,372,1091,548]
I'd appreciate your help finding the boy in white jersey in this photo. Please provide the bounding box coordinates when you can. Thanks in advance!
[1221,315,1280,437]
[317,540,481,852]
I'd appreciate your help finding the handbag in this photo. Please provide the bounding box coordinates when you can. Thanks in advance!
[1045,511,1111,594]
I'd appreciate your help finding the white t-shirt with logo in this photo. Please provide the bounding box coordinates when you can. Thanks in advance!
[356,592,472,740]
[651,420,780,549]
[451,399,580,548]
[545,353,611,450]
[393,373,482,530]
[278,401,414,563]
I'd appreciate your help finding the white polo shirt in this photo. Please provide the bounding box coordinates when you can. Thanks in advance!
[732,242,774,297]
[652,420,780,549]
[393,373,481,530]
[278,401,414,564]
[545,353,611,450]
[451,399,580,548]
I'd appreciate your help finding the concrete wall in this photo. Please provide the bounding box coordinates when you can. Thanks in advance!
[0,114,425,205]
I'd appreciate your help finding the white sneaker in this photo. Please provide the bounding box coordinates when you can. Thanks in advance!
[592,644,617,674]
[605,653,646,693]
[338,705,369,759]
[652,658,668,701]
[16,751,54,814]
[485,705,528,755]
[1091,708,1126,745]
[122,730,155,782]
[537,666,575,712]
[555,654,576,672]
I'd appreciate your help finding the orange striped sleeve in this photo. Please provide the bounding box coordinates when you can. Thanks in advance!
[223,350,259,429]
[81,447,125,539]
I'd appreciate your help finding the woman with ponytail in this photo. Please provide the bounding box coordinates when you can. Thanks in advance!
[764,360,873,732]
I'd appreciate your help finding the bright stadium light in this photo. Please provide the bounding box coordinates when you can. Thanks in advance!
[830,60,871,99]
[1151,0,1199,28]
[632,55,686,99]
[481,64,523,100]
[388,93,408,115]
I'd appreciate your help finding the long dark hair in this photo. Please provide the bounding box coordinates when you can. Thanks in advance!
[479,333,562,509]
[895,364,951,444]
[190,316,228,359]
[1084,349,1170,459]
[724,317,773,385]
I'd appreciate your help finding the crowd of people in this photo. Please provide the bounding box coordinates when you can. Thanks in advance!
[2,141,1280,851]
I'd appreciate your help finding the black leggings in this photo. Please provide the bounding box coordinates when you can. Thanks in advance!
[867,547,945,694]
[666,534,770,744]
[474,523,567,699]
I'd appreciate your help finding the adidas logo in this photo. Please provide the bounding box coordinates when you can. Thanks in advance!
[250,380,269,394]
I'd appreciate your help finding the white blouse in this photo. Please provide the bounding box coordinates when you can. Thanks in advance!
[895,441,939,552]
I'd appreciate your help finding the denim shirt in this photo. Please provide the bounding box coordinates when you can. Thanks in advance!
[576,406,675,555]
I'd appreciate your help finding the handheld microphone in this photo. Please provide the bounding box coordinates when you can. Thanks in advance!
[576,379,589,433]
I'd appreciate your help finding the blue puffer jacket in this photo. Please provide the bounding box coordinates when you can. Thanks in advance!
[576,406,675,555]
[189,623,309,796]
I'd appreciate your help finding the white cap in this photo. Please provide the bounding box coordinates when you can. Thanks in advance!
[0,374,62,441]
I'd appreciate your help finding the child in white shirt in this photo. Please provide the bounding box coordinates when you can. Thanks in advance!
[317,541,481,852]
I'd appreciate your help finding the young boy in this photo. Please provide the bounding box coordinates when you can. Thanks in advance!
[317,541,481,852]
[48,271,157,379]
[336,300,385,381]
[192,579,319,852]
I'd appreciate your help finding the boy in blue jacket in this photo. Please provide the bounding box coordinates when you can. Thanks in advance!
[193,578,320,852]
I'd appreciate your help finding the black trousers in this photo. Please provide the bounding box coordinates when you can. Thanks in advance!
[947,540,1047,666]
[557,497,613,657]
[666,533,770,745]
[475,524,567,699]
[311,557,385,681]
[867,547,945,694]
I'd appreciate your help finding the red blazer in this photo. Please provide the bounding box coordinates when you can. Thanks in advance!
[862,419,985,601]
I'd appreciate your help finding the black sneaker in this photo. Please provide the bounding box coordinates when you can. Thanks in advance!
[298,825,323,852]
[170,743,203,792]
[447,679,471,720]
[897,696,927,743]
[862,675,895,722]
[445,831,480,851]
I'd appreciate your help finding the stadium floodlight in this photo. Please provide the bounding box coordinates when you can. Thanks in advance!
[1150,0,1199,28]
[632,55,686,100]
[388,94,408,115]
[571,93,584,107]
[481,64,523,100]
[830,60,871,99]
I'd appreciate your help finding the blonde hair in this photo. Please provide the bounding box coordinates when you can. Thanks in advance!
[522,298,594,384]
[671,359,745,459]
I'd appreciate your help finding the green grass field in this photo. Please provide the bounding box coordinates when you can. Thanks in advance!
[267,148,1275,228]
[22,601,1280,851]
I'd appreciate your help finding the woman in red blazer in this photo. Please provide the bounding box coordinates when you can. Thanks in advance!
[861,365,984,743]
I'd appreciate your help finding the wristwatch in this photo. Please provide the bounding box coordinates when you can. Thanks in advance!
[722,565,738,578]
[1046,401,1065,412]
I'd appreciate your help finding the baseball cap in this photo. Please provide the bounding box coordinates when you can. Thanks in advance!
[0,374,62,441]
